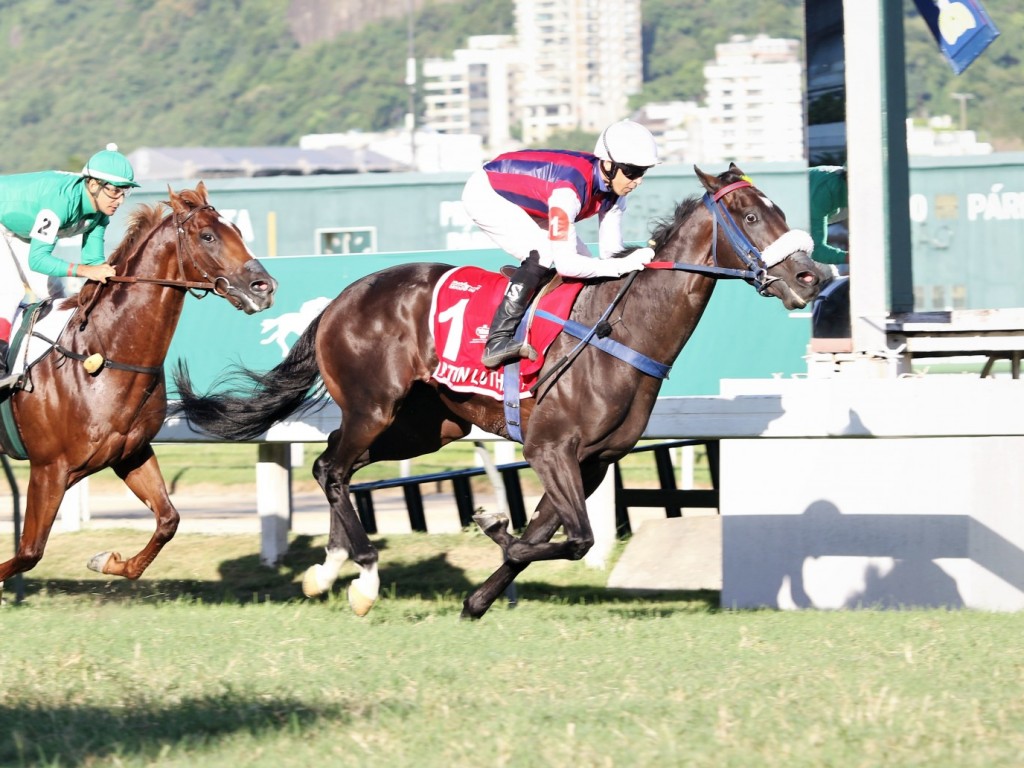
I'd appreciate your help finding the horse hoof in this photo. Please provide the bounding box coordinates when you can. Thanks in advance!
[348,582,376,617]
[302,565,327,598]
[473,511,508,533]
[87,552,113,574]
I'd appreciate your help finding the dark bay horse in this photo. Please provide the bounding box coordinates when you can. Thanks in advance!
[173,165,830,619]
[0,183,276,599]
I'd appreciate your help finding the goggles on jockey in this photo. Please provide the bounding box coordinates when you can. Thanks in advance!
[99,182,132,201]
[615,163,650,181]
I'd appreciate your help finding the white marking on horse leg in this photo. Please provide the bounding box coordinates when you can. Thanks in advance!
[301,547,349,597]
[87,551,114,574]
[348,562,380,617]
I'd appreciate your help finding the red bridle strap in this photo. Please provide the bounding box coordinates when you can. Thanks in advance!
[712,179,752,202]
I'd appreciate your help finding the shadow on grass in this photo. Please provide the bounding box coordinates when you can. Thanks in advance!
[0,692,349,766]
[11,533,719,614]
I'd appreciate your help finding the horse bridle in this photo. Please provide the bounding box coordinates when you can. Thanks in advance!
[648,179,783,296]
[106,204,228,298]
[74,201,228,335]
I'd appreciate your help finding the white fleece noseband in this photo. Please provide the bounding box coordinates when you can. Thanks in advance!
[760,229,814,267]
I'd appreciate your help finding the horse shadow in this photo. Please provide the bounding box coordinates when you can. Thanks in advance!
[12,532,717,613]
[0,692,346,766]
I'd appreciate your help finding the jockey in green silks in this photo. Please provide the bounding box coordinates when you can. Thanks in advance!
[0,144,139,384]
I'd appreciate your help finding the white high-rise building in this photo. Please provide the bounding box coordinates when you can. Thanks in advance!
[701,35,805,164]
[515,0,643,145]
[421,35,522,152]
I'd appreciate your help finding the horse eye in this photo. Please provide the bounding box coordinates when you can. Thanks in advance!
[201,232,215,243]
[745,213,758,224]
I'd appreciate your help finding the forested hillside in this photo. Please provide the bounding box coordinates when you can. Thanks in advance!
[0,0,1019,174]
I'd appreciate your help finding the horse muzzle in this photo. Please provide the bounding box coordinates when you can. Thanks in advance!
[217,261,278,314]
[765,251,831,310]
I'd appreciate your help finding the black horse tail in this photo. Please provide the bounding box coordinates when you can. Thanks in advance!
[171,313,327,441]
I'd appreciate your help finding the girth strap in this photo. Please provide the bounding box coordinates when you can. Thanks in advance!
[534,310,671,379]
[32,332,163,376]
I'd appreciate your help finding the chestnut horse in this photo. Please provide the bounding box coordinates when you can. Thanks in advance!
[173,165,830,619]
[0,183,276,599]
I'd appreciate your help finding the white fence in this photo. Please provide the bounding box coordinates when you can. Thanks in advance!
[44,376,1024,610]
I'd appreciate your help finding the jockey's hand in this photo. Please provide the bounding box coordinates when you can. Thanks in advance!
[632,246,656,264]
[612,247,655,276]
[79,263,116,283]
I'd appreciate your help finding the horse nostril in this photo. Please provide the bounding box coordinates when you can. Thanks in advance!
[797,270,818,286]
[251,280,271,293]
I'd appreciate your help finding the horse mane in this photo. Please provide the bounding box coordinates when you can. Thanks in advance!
[71,202,170,312]
[106,203,168,268]
[647,166,749,252]
[647,197,703,251]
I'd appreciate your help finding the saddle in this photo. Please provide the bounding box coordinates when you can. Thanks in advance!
[429,266,582,400]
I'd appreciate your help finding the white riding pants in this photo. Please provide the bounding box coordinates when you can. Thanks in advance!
[0,226,78,340]
[461,169,591,267]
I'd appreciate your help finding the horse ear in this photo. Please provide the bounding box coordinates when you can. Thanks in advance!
[694,164,718,194]
[728,162,747,179]
[167,185,185,215]
[165,183,180,210]
[195,180,208,202]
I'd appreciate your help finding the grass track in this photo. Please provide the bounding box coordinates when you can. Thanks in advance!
[3,529,1024,767]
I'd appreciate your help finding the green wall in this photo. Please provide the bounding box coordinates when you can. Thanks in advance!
[116,155,1024,311]
[113,162,810,257]
[167,248,812,398]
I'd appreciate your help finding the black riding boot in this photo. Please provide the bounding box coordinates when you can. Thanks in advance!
[481,252,553,369]
[0,340,9,379]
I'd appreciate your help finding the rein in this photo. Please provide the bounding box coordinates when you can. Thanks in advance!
[530,271,639,398]
[83,202,222,322]
[107,274,216,291]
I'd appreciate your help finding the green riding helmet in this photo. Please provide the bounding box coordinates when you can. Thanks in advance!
[81,143,140,188]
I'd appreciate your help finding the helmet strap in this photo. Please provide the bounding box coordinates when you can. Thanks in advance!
[599,129,624,186]
[84,178,101,203]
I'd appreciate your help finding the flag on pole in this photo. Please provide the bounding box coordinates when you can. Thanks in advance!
[912,0,1000,75]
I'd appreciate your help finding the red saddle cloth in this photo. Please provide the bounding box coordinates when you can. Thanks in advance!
[429,266,583,400]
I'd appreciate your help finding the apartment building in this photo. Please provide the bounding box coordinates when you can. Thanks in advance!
[701,35,805,164]
[421,35,522,151]
[515,0,643,144]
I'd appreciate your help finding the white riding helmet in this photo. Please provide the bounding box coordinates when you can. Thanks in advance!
[594,120,660,167]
